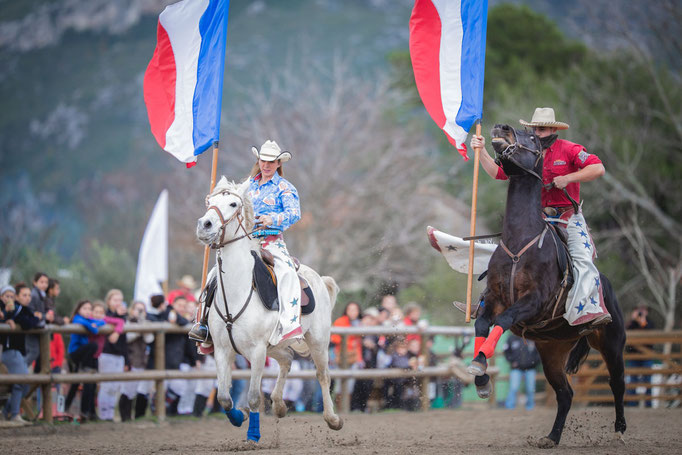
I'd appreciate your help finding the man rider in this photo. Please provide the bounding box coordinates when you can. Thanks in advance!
[465,107,611,328]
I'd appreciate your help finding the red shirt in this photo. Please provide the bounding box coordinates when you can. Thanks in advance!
[330,315,363,364]
[495,139,601,207]
[50,333,65,370]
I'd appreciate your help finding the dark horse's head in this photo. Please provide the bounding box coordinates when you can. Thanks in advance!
[490,124,543,178]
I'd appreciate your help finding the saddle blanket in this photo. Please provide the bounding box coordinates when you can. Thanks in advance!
[427,226,496,274]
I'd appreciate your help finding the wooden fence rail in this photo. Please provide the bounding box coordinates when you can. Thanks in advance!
[1,324,680,423]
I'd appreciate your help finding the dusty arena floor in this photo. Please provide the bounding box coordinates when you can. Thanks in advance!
[2,407,681,454]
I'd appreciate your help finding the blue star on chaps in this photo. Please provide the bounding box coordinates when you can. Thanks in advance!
[290,298,298,307]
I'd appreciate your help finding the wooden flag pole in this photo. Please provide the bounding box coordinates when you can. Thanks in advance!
[200,142,220,291]
[465,122,482,323]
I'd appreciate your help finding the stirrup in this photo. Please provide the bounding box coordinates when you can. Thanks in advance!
[188,323,210,343]
[453,300,481,319]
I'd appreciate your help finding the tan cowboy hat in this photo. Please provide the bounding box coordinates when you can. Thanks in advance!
[519,107,569,130]
[177,275,197,289]
[251,140,292,162]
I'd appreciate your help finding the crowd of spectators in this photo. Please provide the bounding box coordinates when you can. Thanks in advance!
[14,278,668,423]
[0,273,208,425]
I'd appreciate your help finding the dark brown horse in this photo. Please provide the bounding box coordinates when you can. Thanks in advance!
[467,124,626,448]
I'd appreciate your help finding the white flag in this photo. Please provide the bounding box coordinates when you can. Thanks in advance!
[134,189,169,308]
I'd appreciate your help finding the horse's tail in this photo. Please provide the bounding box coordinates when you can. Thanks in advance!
[321,276,340,309]
[565,336,591,375]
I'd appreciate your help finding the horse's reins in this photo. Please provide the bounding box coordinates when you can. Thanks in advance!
[499,225,548,306]
[204,189,265,355]
[213,250,253,356]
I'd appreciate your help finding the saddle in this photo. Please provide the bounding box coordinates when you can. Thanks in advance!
[249,250,315,315]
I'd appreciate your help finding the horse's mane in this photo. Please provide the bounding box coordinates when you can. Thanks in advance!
[208,177,255,232]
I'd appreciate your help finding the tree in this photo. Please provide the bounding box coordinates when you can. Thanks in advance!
[169,56,456,294]
[560,2,682,331]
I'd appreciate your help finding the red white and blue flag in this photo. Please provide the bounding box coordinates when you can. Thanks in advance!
[409,0,488,160]
[144,0,229,167]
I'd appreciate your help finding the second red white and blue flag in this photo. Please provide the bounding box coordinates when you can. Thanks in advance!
[409,0,488,160]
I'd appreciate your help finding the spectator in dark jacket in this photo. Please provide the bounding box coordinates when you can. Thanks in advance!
[120,301,154,421]
[504,334,541,410]
[626,305,655,407]
[1,283,44,425]
[351,307,380,412]
[25,272,49,369]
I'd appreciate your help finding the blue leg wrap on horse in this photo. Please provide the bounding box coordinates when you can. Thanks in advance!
[247,412,260,442]
[226,408,244,427]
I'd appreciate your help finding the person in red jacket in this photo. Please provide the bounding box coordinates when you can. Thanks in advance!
[468,107,610,328]
[330,302,363,366]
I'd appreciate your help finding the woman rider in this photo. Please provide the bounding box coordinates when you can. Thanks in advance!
[189,140,303,346]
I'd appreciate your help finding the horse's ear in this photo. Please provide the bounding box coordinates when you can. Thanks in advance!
[238,178,250,195]
[217,176,228,188]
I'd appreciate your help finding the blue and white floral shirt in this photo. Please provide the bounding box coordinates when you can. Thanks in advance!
[248,172,301,232]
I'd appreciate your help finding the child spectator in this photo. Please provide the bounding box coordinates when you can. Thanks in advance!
[120,301,153,420]
[45,278,66,325]
[351,306,380,412]
[1,283,43,425]
[97,290,129,421]
[403,302,423,344]
[385,338,410,409]
[65,300,104,422]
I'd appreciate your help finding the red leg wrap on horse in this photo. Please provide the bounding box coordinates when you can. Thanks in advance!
[479,326,504,359]
[474,337,485,357]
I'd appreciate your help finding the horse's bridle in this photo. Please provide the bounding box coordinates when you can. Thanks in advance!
[494,131,546,185]
[205,189,263,249]
[495,132,580,212]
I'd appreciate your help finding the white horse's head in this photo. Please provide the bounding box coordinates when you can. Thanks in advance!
[196,176,254,247]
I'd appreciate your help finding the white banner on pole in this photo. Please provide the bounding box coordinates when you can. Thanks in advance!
[133,189,169,309]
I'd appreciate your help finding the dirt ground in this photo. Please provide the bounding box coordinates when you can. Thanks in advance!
[1,406,681,454]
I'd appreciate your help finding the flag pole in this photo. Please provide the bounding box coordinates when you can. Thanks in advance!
[200,141,220,291]
[465,121,482,323]
[194,141,219,330]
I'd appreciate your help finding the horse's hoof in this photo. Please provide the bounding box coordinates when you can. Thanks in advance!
[226,408,245,427]
[467,360,487,376]
[273,401,287,418]
[528,436,557,449]
[476,380,493,399]
[326,415,344,431]
[611,432,626,445]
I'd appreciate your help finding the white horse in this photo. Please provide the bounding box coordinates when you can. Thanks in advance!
[196,176,343,442]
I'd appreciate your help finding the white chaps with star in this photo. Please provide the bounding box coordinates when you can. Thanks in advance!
[262,238,302,345]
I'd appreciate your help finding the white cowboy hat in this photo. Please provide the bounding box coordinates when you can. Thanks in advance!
[519,107,569,130]
[251,140,292,162]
